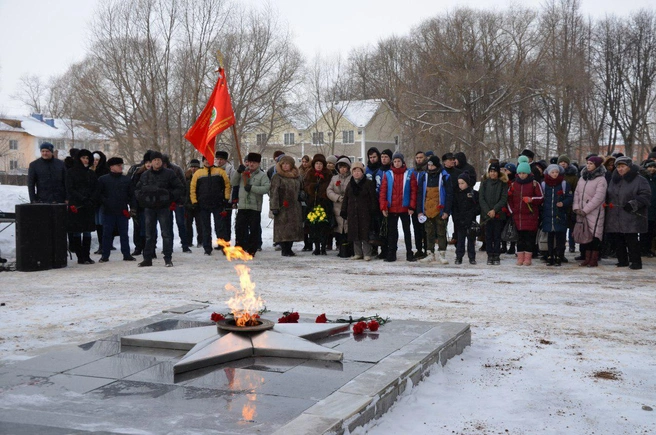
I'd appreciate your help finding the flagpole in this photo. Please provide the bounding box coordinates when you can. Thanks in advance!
[215,50,243,166]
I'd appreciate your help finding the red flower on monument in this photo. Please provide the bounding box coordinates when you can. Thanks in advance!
[367,320,380,332]
[315,313,328,323]
[210,312,225,322]
[278,311,300,323]
[352,321,367,335]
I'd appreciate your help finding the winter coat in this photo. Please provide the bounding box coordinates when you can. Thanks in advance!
[231,167,270,212]
[479,173,509,222]
[167,162,187,205]
[379,165,417,213]
[27,157,67,203]
[454,152,477,187]
[65,153,99,232]
[135,167,185,210]
[507,175,543,232]
[541,176,573,233]
[190,166,231,210]
[341,176,379,242]
[416,167,453,218]
[644,172,656,222]
[452,187,480,230]
[605,164,651,234]
[92,151,109,179]
[270,163,304,243]
[98,172,136,216]
[327,171,352,234]
[573,165,607,240]
[443,165,462,191]
[304,167,334,219]
[218,162,236,201]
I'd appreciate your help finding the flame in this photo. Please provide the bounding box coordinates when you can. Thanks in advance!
[219,238,264,327]
[217,238,253,261]
[242,395,257,421]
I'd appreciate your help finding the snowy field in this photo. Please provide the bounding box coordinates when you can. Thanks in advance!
[0,183,654,434]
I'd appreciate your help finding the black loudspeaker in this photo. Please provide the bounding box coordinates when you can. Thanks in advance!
[16,204,68,272]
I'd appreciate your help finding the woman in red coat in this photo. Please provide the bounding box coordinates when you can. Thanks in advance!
[507,158,543,266]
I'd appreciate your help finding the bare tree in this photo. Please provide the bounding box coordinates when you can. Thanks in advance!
[13,74,47,114]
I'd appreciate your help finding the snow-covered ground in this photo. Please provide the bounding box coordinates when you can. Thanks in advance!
[0,184,654,434]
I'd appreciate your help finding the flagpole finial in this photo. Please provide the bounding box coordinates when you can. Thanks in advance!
[215,50,224,70]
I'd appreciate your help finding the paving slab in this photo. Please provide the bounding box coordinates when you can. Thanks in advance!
[0,313,470,434]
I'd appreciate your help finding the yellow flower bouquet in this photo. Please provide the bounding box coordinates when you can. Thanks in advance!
[307,205,329,225]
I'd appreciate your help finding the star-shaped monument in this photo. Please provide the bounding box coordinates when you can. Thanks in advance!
[121,322,349,374]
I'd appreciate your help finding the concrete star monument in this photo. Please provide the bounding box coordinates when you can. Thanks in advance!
[121,322,349,374]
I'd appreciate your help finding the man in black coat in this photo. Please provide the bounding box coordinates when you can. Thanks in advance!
[97,157,137,262]
[135,151,185,267]
[454,152,478,187]
[27,142,66,204]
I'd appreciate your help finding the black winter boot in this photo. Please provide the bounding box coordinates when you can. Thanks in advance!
[94,225,103,255]
[80,234,95,264]
[312,242,321,256]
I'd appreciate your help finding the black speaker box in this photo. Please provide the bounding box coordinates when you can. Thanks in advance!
[15,204,68,272]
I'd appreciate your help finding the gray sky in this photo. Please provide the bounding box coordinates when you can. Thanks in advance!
[0,0,652,116]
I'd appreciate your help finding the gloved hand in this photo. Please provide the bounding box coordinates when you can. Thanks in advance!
[169,202,177,211]
[522,196,531,204]
[624,200,639,213]
[574,209,586,217]
[122,209,131,218]
[237,164,246,174]
[244,184,252,192]
[271,209,280,216]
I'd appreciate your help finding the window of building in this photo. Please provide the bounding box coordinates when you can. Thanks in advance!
[284,132,295,145]
[9,140,18,150]
[312,132,324,145]
[53,140,65,150]
[256,134,267,146]
[342,130,354,144]
[10,160,18,170]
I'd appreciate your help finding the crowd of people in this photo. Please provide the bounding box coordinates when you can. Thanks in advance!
[26,141,656,269]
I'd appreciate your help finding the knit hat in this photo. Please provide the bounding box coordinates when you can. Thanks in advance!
[648,152,656,160]
[424,150,435,158]
[246,152,262,163]
[273,150,285,160]
[549,157,558,164]
[614,156,632,167]
[504,163,517,174]
[336,156,351,169]
[278,155,296,168]
[645,161,656,169]
[392,152,405,164]
[189,158,201,168]
[587,156,603,168]
[326,155,338,165]
[381,149,394,160]
[107,157,124,167]
[520,149,535,160]
[535,160,548,170]
[40,142,54,152]
[517,161,531,174]
[518,155,529,164]
[351,161,365,173]
[457,172,470,183]
[427,155,440,167]
[311,153,327,168]
[215,150,229,160]
[150,151,163,161]
[488,162,501,173]
[545,164,564,175]
[557,154,571,165]
[442,152,455,161]
[143,150,154,162]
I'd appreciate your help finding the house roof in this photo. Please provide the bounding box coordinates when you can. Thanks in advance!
[336,99,384,128]
[0,115,110,141]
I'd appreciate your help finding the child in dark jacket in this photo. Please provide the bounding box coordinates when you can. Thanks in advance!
[452,172,480,264]
[541,164,574,266]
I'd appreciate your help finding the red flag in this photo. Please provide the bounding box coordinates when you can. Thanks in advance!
[185,68,235,165]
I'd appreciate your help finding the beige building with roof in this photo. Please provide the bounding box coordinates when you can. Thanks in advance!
[243,99,402,169]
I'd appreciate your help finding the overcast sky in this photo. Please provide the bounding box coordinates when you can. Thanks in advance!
[0,0,652,116]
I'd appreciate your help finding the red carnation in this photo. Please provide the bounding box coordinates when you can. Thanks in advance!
[210,312,225,322]
[367,320,380,332]
[278,316,288,323]
[557,190,564,196]
[352,323,366,335]
[336,180,341,186]
[316,313,328,323]
[220,211,228,217]
[122,209,131,218]
[70,205,78,214]
[288,312,300,322]
[283,200,289,208]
